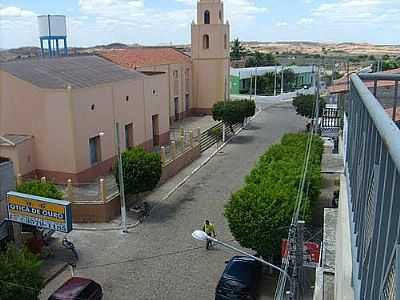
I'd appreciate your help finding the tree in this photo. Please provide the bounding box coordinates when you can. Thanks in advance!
[117,147,162,195]
[0,244,44,300]
[292,94,326,119]
[17,181,63,200]
[230,38,246,61]
[212,100,256,132]
[245,51,277,67]
[224,133,323,258]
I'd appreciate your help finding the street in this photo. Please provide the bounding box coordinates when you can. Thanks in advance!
[41,101,306,300]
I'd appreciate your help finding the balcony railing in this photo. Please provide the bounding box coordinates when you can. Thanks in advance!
[346,73,400,300]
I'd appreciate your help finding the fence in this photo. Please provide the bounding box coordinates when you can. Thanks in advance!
[161,128,201,164]
[346,73,400,300]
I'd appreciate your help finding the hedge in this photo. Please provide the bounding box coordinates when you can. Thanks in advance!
[224,133,323,258]
[116,147,162,195]
[17,181,63,200]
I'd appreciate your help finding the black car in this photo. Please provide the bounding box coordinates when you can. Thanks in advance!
[48,277,103,300]
[215,256,262,300]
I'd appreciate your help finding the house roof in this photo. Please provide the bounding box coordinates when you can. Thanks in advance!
[0,56,144,89]
[100,47,192,69]
[328,68,400,95]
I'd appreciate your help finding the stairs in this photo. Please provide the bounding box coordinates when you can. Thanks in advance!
[200,122,242,152]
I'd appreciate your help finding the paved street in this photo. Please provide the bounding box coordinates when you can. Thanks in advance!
[41,101,306,300]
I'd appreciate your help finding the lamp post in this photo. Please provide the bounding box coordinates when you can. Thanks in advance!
[114,123,128,233]
[191,230,293,297]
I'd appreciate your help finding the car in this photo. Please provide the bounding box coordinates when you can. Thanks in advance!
[215,256,263,300]
[48,277,103,300]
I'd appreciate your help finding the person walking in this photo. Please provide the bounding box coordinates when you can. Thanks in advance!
[201,220,216,250]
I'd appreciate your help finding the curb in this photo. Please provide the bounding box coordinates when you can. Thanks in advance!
[43,262,69,285]
[72,105,265,232]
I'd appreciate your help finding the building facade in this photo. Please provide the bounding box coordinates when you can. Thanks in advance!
[191,0,230,114]
[0,56,170,183]
[101,47,192,123]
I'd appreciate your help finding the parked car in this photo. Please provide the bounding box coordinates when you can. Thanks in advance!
[215,256,262,300]
[48,277,103,300]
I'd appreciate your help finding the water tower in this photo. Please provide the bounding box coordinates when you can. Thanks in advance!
[37,15,68,57]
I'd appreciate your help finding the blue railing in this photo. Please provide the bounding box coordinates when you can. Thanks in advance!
[346,73,400,300]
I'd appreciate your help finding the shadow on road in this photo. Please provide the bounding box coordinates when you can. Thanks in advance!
[229,135,255,144]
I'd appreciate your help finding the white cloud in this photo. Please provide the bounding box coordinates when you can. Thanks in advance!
[275,22,289,27]
[297,18,313,25]
[0,6,35,17]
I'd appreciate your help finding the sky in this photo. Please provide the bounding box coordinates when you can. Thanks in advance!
[0,0,399,49]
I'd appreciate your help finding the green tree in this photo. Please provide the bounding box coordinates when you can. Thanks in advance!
[0,244,44,300]
[230,38,246,61]
[292,94,326,119]
[17,181,63,200]
[225,133,323,257]
[245,51,277,67]
[117,147,162,195]
[212,100,256,132]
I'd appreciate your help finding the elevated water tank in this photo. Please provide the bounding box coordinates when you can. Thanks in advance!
[37,15,68,57]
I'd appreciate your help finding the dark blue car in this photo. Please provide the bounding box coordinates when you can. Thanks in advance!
[215,256,262,300]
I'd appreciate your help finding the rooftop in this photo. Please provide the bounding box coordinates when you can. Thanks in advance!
[0,56,144,89]
[100,47,192,69]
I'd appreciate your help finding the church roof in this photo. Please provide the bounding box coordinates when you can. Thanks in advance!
[100,47,192,69]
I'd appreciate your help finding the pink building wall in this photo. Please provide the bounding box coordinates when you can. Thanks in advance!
[0,70,170,183]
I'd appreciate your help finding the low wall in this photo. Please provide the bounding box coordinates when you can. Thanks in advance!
[72,196,121,223]
[160,143,201,184]
[71,143,201,223]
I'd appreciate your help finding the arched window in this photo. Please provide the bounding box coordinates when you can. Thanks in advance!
[204,10,210,24]
[224,34,227,49]
[203,34,210,49]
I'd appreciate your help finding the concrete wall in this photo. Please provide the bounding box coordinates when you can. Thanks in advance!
[0,138,35,176]
[0,70,171,183]
[0,159,15,240]
[335,174,355,300]
[137,62,193,122]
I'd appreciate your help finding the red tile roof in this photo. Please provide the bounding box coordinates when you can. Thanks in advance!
[100,47,192,69]
[385,107,400,122]
[328,68,400,94]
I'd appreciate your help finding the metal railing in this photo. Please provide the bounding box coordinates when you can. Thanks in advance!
[346,73,400,300]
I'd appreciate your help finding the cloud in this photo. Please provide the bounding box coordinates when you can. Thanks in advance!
[275,22,289,27]
[297,18,313,25]
[0,6,35,17]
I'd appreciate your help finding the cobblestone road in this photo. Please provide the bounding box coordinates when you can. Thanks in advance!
[42,102,306,300]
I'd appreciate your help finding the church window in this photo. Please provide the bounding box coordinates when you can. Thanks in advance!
[204,10,210,24]
[203,34,210,49]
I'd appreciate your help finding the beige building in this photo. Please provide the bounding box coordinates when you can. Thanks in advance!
[101,48,193,123]
[101,0,230,117]
[0,56,170,183]
[191,0,230,114]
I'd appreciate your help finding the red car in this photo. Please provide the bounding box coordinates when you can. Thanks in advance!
[48,277,103,300]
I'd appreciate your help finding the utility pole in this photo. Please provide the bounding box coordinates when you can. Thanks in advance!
[255,66,258,100]
[281,66,285,95]
[274,65,278,96]
[249,72,253,101]
[115,122,128,233]
[315,64,321,133]
[288,220,305,300]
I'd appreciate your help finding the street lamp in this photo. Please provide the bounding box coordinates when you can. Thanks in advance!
[191,230,293,290]
[99,127,128,234]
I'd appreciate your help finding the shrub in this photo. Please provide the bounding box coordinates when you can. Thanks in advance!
[116,147,162,195]
[225,133,323,258]
[292,94,326,119]
[212,100,256,132]
[0,244,44,300]
[17,181,63,200]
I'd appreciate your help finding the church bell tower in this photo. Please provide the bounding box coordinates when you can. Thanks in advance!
[191,0,230,114]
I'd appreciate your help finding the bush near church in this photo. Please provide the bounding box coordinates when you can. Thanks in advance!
[212,100,256,132]
[0,244,44,300]
[292,94,326,119]
[116,147,162,195]
[225,133,324,258]
[17,180,63,200]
